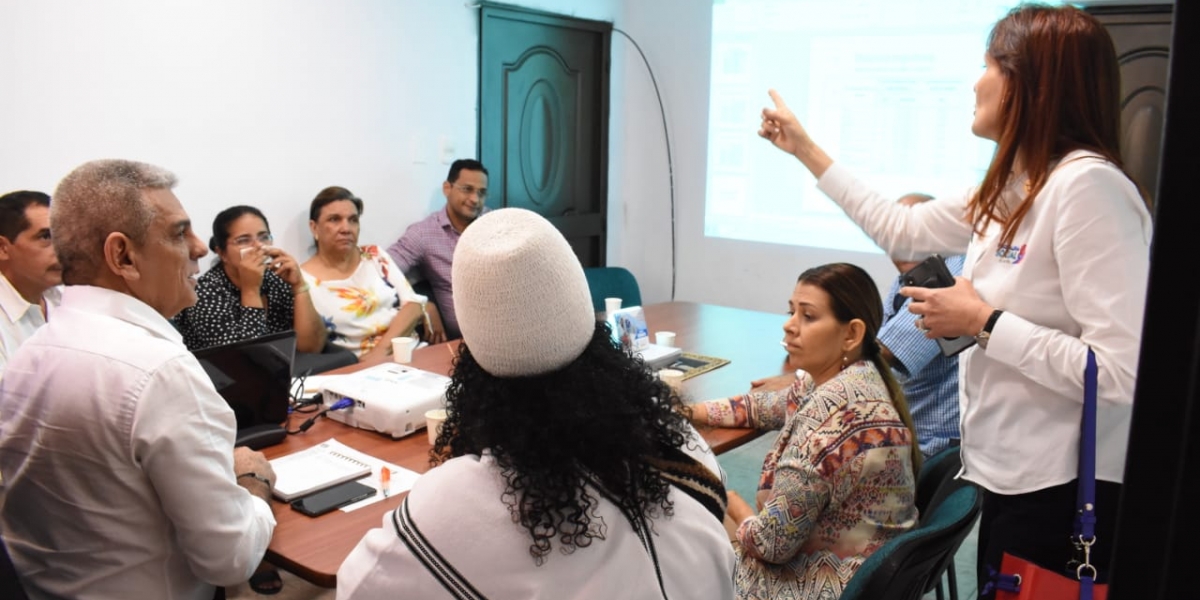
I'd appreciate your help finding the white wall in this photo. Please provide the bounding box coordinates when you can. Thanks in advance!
[0,0,944,316]
[607,0,898,313]
[1,0,479,266]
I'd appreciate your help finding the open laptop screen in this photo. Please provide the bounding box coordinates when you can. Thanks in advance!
[192,330,296,429]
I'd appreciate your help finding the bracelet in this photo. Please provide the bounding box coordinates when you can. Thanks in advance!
[293,283,311,296]
[237,472,272,489]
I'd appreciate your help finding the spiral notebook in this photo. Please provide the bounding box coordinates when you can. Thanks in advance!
[268,438,373,501]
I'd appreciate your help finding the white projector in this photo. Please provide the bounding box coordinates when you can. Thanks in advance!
[636,343,683,370]
[319,363,449,439]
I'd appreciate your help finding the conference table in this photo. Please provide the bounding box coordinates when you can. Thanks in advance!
[263,301,790,588]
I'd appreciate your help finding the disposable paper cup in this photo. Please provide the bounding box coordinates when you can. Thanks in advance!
[604,297,622,315]
[425,409,447,445]
[658,368,685,391]
[655,331,677,347]
[392,336,418,363]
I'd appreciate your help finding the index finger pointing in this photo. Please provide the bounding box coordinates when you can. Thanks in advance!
[767,88,789,110]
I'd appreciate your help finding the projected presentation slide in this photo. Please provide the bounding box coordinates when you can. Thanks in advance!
[705,0,1052,254]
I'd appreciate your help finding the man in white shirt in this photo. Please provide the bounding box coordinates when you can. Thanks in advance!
[0,191,62,379]
[0,160,278,600]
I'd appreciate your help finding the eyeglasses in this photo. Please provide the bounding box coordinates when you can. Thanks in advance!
[453,184,488,199]
[231,232,273,247]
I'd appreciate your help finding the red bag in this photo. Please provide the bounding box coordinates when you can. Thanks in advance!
[994,553,1108,600]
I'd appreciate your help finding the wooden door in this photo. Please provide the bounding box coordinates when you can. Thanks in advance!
[479,4,610,267]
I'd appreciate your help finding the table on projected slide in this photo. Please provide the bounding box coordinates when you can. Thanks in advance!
[263,301,789,587]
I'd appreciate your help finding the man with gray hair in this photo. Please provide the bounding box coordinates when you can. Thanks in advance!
[0,160,277,600]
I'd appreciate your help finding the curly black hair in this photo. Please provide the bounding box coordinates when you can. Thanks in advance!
[434,321,694,564]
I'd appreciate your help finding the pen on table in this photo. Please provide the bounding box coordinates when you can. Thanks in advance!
[380,467,391,498]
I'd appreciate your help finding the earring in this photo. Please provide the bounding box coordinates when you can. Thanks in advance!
[841,354,849,370]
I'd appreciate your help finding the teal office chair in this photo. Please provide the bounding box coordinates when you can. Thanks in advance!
[840,482,982,600]
[582,267,643,311]
[916,446,967,600]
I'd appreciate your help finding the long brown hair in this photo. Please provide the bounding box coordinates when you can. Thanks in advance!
[798,263,922,473]
[966,4,1144,248]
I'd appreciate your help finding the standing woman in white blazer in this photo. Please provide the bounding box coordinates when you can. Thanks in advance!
[757,4,1151,597]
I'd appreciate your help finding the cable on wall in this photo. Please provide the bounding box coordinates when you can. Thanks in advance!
[612,27,677,301]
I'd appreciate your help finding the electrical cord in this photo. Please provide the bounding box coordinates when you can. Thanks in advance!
[289,370,323,414]
[613,26,677,301]
[287,397,354,434]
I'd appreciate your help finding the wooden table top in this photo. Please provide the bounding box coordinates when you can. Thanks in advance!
[264,300,789,587]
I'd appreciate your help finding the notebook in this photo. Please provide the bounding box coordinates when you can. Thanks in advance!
[269,439,373,502]
[193,330,296,448]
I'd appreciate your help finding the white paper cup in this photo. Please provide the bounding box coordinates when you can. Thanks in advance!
[655,331,677,347]
[658,368,684,391]
[392,336,418,363]
[425,409,447,445]
[604,297,622,315]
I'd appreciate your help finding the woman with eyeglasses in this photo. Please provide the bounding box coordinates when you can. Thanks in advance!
[172,205,327,354]
[301,186,445,363]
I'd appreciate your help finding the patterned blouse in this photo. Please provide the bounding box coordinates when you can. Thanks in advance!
[171,263,295,350]
[302,245,419,357]
[700,361,918,600]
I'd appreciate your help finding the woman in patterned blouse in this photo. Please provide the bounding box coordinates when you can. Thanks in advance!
[300,187,445,362]
[172,205,327,353]
[693,263,921,600]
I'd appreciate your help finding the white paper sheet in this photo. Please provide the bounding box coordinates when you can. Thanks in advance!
[329,443,422,512]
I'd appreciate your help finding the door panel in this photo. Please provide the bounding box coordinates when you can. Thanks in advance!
[1089,6,1173,206]
[479,4,610,267]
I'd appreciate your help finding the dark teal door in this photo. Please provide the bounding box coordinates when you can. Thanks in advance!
[479,4,610,267]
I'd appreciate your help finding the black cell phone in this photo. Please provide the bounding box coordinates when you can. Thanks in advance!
[900,255,976,357]
[901,254,957,289]
[290,480,376,517]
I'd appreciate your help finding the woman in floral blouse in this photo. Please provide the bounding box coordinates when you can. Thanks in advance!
[693,262,921,599]
[300,187,445,362]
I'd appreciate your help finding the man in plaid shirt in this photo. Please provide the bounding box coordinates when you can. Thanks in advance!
[387,159,489,340]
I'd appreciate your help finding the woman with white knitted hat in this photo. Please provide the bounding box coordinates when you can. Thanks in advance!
[337,208,735,600]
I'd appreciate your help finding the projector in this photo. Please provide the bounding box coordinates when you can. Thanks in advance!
[319,363,449,439]
[636,343,684,370]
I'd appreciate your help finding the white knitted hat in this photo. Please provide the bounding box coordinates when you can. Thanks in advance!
[451,208,596,377]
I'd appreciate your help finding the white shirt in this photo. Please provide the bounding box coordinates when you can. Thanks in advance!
[0,272,60,379]
[0,285,276,600]
[336,425,735,599]
[817,151,1151,494]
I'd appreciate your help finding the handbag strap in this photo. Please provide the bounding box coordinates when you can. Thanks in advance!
[1074,349,1100,599]
[986,349,1103,600]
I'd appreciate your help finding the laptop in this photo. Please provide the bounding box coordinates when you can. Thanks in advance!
[192,330,297,449]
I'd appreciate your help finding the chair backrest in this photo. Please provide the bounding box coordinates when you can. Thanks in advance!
[582,267,642,312]
[916,445,963,516]
[839,484,982,600]
[293,342,359,377]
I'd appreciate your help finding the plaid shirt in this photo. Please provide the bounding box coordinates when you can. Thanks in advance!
[878,254,964,459]
[386,207,488,340]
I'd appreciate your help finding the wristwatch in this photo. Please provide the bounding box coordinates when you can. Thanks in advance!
[975,309,1004,350]
[237,472,273,490]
